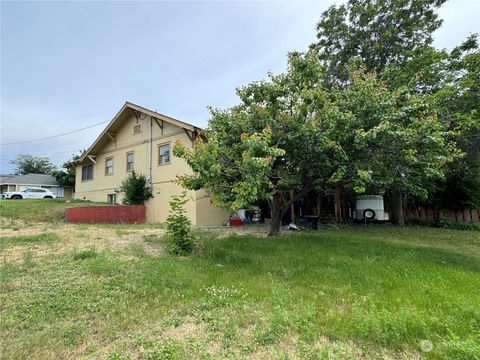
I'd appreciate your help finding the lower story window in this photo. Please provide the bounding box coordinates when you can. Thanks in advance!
[107,194,117,204]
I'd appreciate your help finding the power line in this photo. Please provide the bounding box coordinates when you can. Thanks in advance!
[1,121,109,146]
[1,149,83,159]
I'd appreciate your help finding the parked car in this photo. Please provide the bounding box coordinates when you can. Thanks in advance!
[3,187,56,200]
[352,195,389,222]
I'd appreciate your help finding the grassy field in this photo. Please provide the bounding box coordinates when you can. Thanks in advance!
[1,218,479,360]
[0,198,108,223]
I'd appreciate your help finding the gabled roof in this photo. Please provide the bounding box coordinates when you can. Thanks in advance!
[0,173,61,186]
[79,102,202,163]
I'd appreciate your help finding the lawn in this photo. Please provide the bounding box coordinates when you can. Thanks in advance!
[0,198,108,223]
[1,223,479,359]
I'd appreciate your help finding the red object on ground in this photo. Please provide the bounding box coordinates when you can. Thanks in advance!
[230,218,244,226]
[65,205,146,224]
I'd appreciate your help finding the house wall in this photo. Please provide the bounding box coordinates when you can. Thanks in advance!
[196,190,232,226]
[74,112,229,225]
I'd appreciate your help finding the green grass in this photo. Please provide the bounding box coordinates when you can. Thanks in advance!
[1,226,479,359]
[0,232,59,249]
[0,199,107,223]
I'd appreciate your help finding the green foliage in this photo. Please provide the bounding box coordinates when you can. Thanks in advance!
[312,0,479,211]
[119,171,153,205]
[52,151,83,187]
[10,154,57,175]
[174,53,335,234]
[176,55,458,229]
[429,37,480,208]
[406,217,480,231]
[312,0,447,85]
[165,191,194,256]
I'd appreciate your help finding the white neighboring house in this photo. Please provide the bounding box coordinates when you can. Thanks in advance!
[0,174,73,199]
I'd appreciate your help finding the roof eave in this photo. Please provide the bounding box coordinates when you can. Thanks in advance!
[79,102,202,163]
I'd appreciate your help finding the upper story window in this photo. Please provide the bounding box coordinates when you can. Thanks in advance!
[158,143,170,165]
[126,152,134,171]
[82,164,93,181]
[133,124,141,135]
[105,157,114,175]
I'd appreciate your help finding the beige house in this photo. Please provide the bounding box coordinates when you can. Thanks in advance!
[74,102,230,225]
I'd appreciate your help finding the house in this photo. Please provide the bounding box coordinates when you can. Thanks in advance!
[74,102,230,225]
[0,173,74,199]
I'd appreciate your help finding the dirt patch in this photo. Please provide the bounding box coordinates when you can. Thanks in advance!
[163,319,207,340]
[1,223,166,263]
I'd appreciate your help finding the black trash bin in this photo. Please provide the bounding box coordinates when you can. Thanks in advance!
[302,215,319,230]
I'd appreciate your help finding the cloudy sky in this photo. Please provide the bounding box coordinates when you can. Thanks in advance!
[1,0,479,173]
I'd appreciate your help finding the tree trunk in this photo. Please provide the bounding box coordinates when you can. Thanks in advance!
[334,185,343,223]
[391,186,405,225]
[316,191,324,216]
[269,192,283,236]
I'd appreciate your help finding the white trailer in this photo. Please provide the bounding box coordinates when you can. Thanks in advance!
[353,195,389,221]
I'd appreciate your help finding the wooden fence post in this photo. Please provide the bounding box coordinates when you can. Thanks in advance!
[472,209,479,224]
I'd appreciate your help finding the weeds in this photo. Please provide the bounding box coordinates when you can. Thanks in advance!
[72,248,97,260]
[0,232,59,249]
[1,226,479,359]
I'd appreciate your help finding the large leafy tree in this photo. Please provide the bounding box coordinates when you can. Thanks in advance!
[175,52,456,231]
[304,66,457,225]
[312,0,446,85]
[175,54,335,235]
[312,0,478,216]
[429,36,480,208]
[176,0,471,231]
[353,84,458,224]
[10,154,56,175]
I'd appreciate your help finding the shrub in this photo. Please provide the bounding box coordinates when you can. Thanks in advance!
[120,171,152,205]
[434,217,480,231]
[72,248,97,260]
[165,192,194,256]
[406,217,480,231]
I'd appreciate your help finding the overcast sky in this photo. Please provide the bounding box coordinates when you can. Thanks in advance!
[1,0,479,173]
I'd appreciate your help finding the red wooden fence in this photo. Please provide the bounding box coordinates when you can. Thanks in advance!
[65,205,146,224]
[400,207,480,224]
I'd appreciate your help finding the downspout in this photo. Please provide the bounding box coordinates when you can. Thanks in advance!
[149,116,153,181]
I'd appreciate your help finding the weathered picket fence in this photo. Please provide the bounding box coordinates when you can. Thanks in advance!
[402,207,480,223]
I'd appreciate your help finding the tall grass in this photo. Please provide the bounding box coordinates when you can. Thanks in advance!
[1,226,479,359]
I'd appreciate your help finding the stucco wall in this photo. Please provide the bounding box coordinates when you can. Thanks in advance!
[195,190,231,226]
[75,112,194,202]
[74,110,229,225]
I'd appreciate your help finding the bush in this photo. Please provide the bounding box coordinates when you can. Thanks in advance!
[434,217,480,231]
[165,192,194,256]
[120,171,153,205]
[406,217,480,231]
